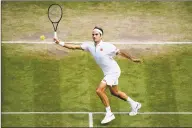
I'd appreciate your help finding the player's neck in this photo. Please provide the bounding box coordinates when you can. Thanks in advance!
[94,40,103,46]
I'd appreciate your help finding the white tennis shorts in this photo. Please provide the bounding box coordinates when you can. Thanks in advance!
[101,72,121,86]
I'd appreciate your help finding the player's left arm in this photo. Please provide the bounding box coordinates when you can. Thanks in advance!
[116,50,142,63]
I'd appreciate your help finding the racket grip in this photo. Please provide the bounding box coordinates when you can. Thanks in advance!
[54,32,57,39]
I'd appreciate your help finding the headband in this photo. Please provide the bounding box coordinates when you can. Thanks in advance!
[93,28,103,35]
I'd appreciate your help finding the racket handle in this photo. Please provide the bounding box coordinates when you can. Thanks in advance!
[54,32,57,39]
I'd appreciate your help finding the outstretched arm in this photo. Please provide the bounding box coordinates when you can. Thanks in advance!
[54,38,82,50]
[117,50,142,63]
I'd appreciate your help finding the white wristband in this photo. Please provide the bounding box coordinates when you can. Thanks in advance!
[59,41,65,46]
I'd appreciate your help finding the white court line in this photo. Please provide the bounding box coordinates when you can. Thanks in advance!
[89,113,93,128]
[3,111,192,127]
[2,112,192,115]
[1,41,192,44]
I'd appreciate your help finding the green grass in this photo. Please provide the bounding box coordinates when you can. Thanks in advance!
[2,114,89,127]
[2,43,192,127]
[2,1,192,41]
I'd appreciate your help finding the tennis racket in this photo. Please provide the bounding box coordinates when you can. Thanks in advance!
[48,4,63,40]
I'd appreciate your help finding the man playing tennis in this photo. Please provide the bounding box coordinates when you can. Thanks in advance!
[54,26,142,124]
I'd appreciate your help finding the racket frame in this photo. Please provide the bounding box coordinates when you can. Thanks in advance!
[48,4,63,38]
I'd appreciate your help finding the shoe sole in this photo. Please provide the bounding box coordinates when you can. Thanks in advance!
[101,115,115,124]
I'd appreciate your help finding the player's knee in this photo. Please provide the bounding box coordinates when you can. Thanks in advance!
[96,88,103,95]
[111,91,119,97]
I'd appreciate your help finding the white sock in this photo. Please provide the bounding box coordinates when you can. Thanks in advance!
[127,97,136,105]
[105,106,112,114]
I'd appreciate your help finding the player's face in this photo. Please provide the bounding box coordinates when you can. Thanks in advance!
[92,31,102,43]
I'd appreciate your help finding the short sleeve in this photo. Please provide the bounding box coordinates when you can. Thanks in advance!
[114,47,120,54]
[104,43,119,57]
[80,43,90,52]
[110,44,120,56]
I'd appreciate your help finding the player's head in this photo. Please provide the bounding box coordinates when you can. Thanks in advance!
[92,26,103,43]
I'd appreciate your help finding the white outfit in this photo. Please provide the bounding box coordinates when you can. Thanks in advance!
[81,41,121,86]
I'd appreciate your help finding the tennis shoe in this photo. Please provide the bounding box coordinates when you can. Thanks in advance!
[101,112,115,124]
[129,102,141,116]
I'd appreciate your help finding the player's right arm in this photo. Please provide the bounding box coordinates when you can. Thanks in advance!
[54,38,83,50]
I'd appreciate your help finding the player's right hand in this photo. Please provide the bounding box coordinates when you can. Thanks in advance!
[53,38,59,44]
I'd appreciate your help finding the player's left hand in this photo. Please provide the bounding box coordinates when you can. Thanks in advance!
[132,58,143,63]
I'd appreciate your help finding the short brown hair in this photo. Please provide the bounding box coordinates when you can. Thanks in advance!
[94,26,104,35]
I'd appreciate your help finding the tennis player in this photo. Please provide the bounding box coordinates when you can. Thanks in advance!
[54,26,142,124]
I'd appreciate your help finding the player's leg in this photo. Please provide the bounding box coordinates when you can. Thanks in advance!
[96,81,115,124]
[109,85,128,101]
[96,81,109,107]
[109,82,141,116]
[106,74,129,101]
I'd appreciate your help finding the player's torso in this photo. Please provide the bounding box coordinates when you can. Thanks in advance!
[88,42,121,74]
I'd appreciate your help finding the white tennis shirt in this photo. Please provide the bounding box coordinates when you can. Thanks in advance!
[81,41,121,75]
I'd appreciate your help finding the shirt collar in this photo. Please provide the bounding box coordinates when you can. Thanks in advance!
[95,40,103,46]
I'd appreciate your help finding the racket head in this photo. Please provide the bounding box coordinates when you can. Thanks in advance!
[48,4,63,23]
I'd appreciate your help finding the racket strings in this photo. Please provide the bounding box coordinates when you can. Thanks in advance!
[48,5,62,22]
